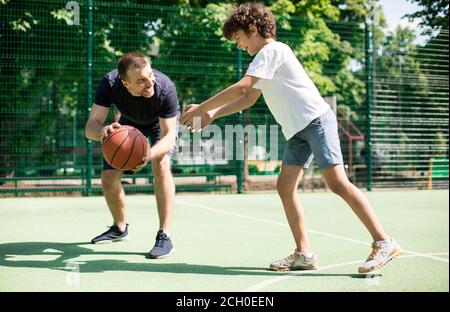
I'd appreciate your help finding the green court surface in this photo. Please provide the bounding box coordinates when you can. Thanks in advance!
[0,190,448,292]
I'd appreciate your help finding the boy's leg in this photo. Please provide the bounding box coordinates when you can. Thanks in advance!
[276,164,311,253]
[321,164,388,241]
[322,164,402,273]
[270,164,318,271]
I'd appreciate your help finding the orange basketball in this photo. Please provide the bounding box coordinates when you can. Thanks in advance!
[101,125,148,170]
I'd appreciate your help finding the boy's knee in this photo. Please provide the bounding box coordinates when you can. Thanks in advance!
[276,177,298,197]
[328,180,349,195]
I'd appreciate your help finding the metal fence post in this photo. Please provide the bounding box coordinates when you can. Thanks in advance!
[365,20,373,191]
[86,0,94,196]
[236,48,244,194]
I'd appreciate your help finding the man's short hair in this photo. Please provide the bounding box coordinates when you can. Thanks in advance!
[118,52,150,81]
[223,2,276,40]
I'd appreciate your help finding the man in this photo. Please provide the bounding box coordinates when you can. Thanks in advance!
[85,52,179,259]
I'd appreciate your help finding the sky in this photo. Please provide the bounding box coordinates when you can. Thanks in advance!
[378,0,421,31]
[378,0,428,43]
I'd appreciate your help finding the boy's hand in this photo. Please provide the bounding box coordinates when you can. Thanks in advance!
[181,104,202,127]
[181,105,213,132]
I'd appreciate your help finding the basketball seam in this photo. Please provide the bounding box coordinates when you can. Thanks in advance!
[110,128,130,167]
[121,130,140,170]
[102,128,128,146]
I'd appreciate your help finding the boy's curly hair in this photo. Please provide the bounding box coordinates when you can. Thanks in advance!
[223,2,276,40]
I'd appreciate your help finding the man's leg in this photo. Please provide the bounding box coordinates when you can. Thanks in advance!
[101,169,127,231]
[91,169,128,244]
[152,155,175,233]
[147,155,175,259]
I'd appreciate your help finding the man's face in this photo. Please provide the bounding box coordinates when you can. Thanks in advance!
[122,63,155,98]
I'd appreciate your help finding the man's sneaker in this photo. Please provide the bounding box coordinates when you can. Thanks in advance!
[91,224,129,244]
[358,238,402,273]
[147,230,175,259]
[269,250,318,271]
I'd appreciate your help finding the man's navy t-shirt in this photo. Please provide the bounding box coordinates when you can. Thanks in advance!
[94,69,179,126]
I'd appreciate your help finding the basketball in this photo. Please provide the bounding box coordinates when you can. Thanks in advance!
[102,125,148,170]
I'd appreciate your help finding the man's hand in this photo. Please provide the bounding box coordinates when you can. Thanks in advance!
[101,122,121,142]
[133,140,152,171]
[181,104,214,132]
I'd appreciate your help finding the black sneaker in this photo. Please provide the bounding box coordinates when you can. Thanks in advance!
[91,224,129,244]
[147,230,175,259]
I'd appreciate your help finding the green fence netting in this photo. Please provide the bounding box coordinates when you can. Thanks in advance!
[1,0,448,196]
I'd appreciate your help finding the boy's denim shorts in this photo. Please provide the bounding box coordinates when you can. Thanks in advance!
[282,108,343,169]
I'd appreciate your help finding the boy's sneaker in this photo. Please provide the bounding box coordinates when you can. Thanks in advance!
[147,230,175,259]
[91,224,129,244]
[358,238,402,273]
[269,250,318,271]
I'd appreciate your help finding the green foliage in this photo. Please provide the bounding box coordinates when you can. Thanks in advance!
[1,0,446,185]
[404,0,449,32]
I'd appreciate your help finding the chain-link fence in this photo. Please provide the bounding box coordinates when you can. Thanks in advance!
[1,0,448,196]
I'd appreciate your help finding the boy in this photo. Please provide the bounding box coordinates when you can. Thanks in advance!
[180,3,401,273]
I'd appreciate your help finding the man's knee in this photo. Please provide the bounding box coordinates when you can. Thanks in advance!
[101,170,122,188]
[152,156,172,180]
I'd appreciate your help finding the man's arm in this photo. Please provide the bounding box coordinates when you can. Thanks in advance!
[85,103,116,142]
[149,116,178,161]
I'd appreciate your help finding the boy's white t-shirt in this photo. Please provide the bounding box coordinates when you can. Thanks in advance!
[245,41,331,140]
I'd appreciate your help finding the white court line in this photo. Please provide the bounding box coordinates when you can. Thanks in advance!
[243,252,449,292]
[176,200,449,263]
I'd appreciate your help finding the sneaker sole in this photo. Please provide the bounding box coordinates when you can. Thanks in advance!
[358,248,402,274]
[92,235,129,245]
[269,263,318,272]
[146,248,176,259]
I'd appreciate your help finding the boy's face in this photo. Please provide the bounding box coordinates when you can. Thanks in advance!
[233,28,259,56]
[121,63,156,98]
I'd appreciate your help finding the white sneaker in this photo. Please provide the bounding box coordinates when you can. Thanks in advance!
[270,250,318,271]
[358,239,402,273]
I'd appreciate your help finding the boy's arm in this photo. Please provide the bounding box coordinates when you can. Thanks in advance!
[181,75,260,126]
[200,75,260,112]
[186,88,261,131]
[213,88,261,119]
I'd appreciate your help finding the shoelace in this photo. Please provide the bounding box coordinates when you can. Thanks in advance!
[100,225,115,235]
[281,252,300,265]
[367,243,382,260]
[155,233,166,248]
[104,224,124,234]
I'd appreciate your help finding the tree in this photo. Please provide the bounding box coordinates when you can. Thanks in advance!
[0,0,386,180]
[404,0,449,32]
